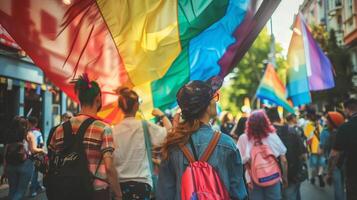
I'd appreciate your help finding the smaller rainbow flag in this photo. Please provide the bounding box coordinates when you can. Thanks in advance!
[256,64,294,113]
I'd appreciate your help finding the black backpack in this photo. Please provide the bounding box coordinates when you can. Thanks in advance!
[5,142,26,165]
[276,125,307,183]
[47,118,98,200]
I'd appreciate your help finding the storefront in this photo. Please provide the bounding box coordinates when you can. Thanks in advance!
[0,25,76,144]
[0,54,75,144]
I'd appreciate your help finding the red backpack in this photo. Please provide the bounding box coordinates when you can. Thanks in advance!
[248,141,281,187]
[180,132,230,200]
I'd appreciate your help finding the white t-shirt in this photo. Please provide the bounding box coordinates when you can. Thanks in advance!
[237,133,287,164]
[112,117,167,186]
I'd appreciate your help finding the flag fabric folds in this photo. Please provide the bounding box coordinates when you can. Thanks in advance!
[256,64,294,113]
[286,14,335,107]
[0,0,280,123]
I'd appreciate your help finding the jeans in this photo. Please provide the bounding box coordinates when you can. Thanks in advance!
[251,182,282,200]
[6,159,34,200]
[333,168,346,200]
[30,169,41,194]
[283,182,300,200]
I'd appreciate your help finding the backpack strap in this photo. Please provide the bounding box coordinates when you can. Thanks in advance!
[46,125,59,149]
[62,121,74,152]
[62,118,96,151]
[76,118,96,141]
[180,144,196,163]
[200,132,221,162]
[142,120,156,191]
[313,121,320,141]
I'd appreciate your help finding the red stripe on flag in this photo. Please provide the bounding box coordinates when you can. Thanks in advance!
[0,0,132,108]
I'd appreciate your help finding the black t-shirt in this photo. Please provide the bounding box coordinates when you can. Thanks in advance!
[275,124,307,183]
[334,114,357,180]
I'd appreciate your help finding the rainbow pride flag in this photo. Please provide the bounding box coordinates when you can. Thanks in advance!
[286,14,334,107]
[0,0,280,123]
[256,64,294,113]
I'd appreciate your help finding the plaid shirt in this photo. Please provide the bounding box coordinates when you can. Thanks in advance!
[49,115,114,190]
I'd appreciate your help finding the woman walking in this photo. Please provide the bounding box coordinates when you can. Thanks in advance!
[237,110,288,200]
[112,87,172,200]
[2,116,45,200]
[157,80,247,200]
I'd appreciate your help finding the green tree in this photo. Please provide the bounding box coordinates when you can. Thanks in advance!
[221,28,286,114]
[310,24,329,52]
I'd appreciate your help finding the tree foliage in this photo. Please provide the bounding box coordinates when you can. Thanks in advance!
[221,28,286,114]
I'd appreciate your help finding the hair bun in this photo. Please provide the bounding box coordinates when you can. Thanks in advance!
[116,86,130,95]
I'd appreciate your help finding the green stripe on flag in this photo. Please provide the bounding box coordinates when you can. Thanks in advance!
[151,49,190,111]
[178,0,229,47]
[150,0,229,111]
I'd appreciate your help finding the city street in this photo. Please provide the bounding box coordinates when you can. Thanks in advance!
[0,180,334,200]
[0,0,356,199]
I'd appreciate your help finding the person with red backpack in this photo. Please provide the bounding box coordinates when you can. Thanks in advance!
[157,80,248,200]
[237,110,288,200]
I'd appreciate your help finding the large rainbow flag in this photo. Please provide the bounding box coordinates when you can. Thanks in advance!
[286,14,335,107]
[0,0,280,123]
[256,63,294,113]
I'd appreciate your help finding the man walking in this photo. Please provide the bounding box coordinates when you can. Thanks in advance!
[48,74,122,200]
[329,98,357,200]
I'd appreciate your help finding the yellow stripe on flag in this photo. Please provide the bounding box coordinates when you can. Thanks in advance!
[134,83,154,120]
[96,0,181,86]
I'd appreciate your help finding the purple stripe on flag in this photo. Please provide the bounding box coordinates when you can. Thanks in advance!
[301,20,335,91]
[218,0,281,77]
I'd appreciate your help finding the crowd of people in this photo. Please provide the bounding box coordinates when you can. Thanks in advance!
[1,74,357,200]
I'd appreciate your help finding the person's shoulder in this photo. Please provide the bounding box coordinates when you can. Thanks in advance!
[73,116,111,131]
[267,132,282,141]
[237,133,248,143]
[93,119,110,128]
[337,120,353,133]
[217,131,237,150]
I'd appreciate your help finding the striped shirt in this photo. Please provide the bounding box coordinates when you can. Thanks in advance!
[49,115,114,190]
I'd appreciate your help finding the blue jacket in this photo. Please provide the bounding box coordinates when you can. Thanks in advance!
[156,124,247,200]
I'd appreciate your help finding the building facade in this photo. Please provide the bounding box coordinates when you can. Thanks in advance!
[0,25,78,144]
[299,0,357,88]
[342,0,357,87]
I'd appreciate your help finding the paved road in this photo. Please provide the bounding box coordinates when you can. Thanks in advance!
[301,180,334,200]
[0,180,334,200]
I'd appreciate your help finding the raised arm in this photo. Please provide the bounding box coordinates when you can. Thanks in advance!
[152,108,172,132]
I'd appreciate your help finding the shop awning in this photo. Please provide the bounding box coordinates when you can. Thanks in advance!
[0,24,20,49]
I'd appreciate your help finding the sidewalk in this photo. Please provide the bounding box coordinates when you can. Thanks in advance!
[0,166,47,200]
[0,183,47,200]
[300,180,334,200]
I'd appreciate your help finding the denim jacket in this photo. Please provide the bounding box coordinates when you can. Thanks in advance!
[156,124,247,200]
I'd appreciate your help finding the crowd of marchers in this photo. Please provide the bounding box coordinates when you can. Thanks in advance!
[1,74,357,200]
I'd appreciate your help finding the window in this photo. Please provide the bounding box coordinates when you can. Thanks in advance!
[346,0,353,17]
